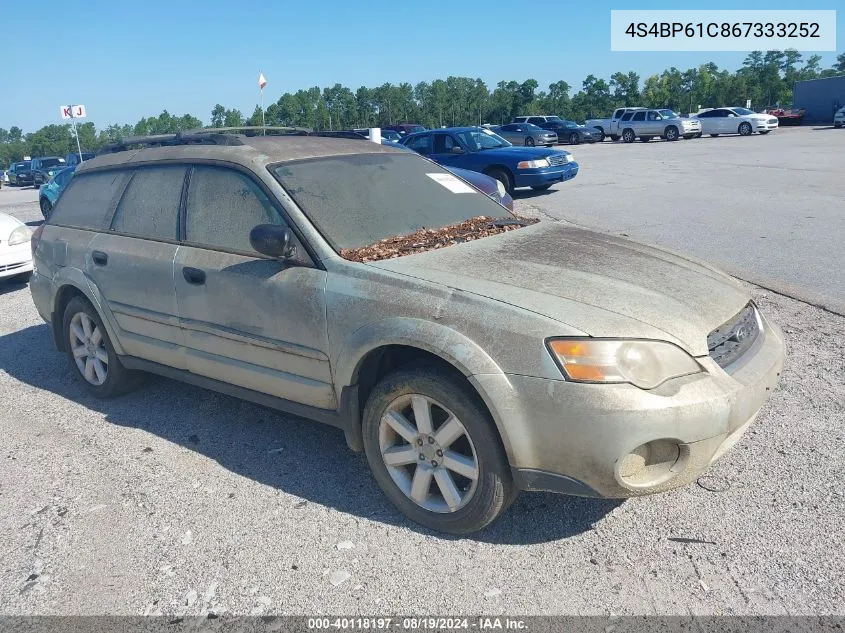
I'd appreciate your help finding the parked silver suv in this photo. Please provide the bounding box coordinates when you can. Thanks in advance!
[618,109,702,142]
[29,131,784,534]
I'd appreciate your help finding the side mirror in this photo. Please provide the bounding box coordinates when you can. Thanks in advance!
[249,224,296,260]
[451,146,464,154]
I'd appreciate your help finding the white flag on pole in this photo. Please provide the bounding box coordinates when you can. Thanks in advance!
[258,73,267,90]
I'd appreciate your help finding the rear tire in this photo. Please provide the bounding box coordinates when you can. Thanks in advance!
[484,167,514,195]
[62,296,141,398]
[362,367,515,534]
[622,128,636,143]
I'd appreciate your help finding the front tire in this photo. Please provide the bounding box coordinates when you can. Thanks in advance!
[524,137,535,147]
[622,128,636,143]
[484,167,514,195]
[738,122,753,136]
[362,367,515,534]
[569,133,579,144]
[40,197,52,219]
[62,296,140,398]
[664,126,679,141]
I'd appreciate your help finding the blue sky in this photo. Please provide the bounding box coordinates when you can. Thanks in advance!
[3,0,841,132]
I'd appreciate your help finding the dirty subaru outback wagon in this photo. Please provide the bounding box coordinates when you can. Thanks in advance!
[29,131,785,534]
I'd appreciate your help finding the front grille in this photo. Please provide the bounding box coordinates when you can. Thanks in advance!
[547,155,568,166]
[707,304,761,369]
[768,118,778,124]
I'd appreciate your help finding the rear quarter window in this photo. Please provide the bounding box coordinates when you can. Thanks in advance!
[49,170,130,230]
[110,166,186,240]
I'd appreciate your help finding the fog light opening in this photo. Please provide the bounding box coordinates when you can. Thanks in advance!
[618,439,683,488]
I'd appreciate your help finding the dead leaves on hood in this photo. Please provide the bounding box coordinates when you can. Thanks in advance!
[339,215,539,263]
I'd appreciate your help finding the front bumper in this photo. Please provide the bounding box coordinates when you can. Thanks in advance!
[0,242,34,279]
[472,311,785,498]
[755,120,779,131]
[514,162,579,187]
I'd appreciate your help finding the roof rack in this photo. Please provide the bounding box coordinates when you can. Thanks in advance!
[97,126,360,155]
[99,131,247,154]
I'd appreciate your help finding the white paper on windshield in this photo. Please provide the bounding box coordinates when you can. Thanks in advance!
[426,173,477,194]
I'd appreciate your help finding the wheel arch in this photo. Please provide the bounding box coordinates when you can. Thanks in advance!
[50,271,124,355]
[334,319,515,462]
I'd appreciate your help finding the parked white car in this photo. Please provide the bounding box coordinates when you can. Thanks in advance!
[0,212,33,283]
[693,107,779,137]
[834,106,845,129]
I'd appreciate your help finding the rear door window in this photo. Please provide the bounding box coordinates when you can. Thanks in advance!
[621,112,634,122]
[632,112,646,121]
[49,170,130,229]
[110,166,186,240]
[404,134,432,154]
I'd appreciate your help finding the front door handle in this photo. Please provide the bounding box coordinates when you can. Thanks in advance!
[92,250,108,266]
[182,266,206,285]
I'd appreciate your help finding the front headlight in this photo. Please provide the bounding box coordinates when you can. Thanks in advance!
[566,154,575,163]
[8,225,32,246]
[546,338,702,390]
[495,179,507,197]
[516,159,550,169]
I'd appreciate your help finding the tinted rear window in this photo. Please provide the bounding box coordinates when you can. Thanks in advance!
[40,158,64,168]
[49,171,130,229]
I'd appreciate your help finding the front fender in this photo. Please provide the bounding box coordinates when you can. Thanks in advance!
[333,317,505,391]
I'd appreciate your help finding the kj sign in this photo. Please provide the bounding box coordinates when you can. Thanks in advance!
[60,104,87,119]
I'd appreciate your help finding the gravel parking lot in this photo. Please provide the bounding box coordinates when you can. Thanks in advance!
[1,129,843,617]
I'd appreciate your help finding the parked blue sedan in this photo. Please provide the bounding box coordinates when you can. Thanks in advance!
[38,166,75,219]
[400,126,578,194]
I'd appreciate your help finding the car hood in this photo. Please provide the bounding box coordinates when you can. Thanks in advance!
[0,212,26,236]
[474,146,569,160]
[364,222,749,356]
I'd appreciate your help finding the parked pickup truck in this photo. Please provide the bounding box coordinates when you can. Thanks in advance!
[585,108,647,141]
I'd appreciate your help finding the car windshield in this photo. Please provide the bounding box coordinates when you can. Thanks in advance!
[406,125,426,133]
[545,116,563,122]
[16,162,31,169]
[660,110,680,118]
[453,129,511,151]
[732,107,755,115]
[272,153,519,253]
[523,124,543,131]
[564,122,578,129]
[40,158,64,168]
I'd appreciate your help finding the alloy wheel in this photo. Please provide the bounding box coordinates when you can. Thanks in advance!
[378,394,479,513]
[69,312,109,386]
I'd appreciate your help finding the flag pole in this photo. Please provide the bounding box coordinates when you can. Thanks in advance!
[260,70,266,135]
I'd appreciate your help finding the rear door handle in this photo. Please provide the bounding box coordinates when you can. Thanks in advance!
[92,250,108,266]
[182,266,206,285]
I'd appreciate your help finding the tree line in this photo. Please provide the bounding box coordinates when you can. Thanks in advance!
[2,50,843,168]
